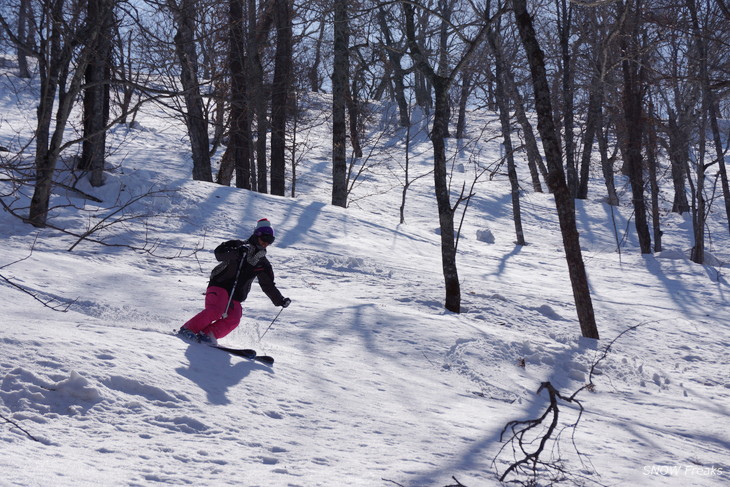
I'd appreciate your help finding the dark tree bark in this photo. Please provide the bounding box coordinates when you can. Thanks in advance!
[455,70,472,139]
[80,0,114,187]
[619,1,651,254]
[112,27,137,125]
[170,0,213,182]
[686,0,716,262]
[512,0,599,339]
[646,99,662,252]
[17,0,32,78]
[346,78,363,159]
[487,10,525,243]
[308,20,325,92]
[495,62,526,246]
[249,0,274,193]
[575,5,614,201]
[228,0,251,189]
[576,21,609,201]
[556,0,577,198]
[29,0,66,227]
[270,0,292,196]
[332,0,348,207]
[597,118,619,206]
[664,108,692,213]
[511,82,546,193]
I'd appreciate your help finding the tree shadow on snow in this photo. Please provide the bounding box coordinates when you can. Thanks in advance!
[175,343,271,405]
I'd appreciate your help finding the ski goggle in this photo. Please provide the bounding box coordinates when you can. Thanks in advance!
[259,234,275,244]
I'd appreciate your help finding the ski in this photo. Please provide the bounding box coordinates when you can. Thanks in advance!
[211,345,275,366]
[174,330,274,366]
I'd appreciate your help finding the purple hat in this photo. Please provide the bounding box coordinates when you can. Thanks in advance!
[254,218,275,242]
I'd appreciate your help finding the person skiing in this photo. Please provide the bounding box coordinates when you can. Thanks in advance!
[178,218,291,344]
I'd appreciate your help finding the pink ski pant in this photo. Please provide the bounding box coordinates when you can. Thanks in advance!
[183,286,242,339]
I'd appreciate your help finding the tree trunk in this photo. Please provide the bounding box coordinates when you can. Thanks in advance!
[432,76,461,313]
[80,0,113,187]
[30,0,92,227]
[331,0,348,207]
[455,70,471,139]
[577,58,604,200]
[403,2,471,313]
[512,0,599,339]
[346,81,363,158]
[17,0,32,78]
[598,118,619,206]
[664,111,691,213]
[512,87,546,193]
[170,0,213,182]
[248,0,268,193]
[29,0,64,227]
[308,20,325,92]
[270,0,292,196]
[646,100,662,252]
[620,5,651,254]
[687,0,715,262]
[114,29,136,125]
[495,62,526,246]
[557,0,577,198]
[228,0,251,189]
[690,122,707,264]
[686,0,730,236]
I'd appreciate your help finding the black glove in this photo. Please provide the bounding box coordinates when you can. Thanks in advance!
[281,298,291,308]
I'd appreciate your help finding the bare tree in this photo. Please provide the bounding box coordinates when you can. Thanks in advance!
[250,0,272,194]
[686,0,730,243]
[332,0,348,207]
[556,0,578,198]
[167,0,213,182]
[487,3,525,245]
[573,3,618,202]
[403,0,490,313]
[270,0,292,196]
[226,0,253,189]
[17,0,33,78]
[14,0,111,227]
[511,0,599,339]
[482,10,546,193]
[646,97,663,252]
[79,0,115,187]
[619,0,652,254]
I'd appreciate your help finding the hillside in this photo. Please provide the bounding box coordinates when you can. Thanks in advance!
[1,67,729,486]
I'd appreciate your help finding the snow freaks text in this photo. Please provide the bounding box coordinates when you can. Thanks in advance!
[643,464,724,477]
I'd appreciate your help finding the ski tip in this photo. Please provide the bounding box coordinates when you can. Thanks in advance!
[256,356,275,366]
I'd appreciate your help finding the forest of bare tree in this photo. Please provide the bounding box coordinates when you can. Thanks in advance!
[1,0,729,337]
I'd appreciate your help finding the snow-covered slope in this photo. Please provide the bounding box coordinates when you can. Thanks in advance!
[1,66,728,487]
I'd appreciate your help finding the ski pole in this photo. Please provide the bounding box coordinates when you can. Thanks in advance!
[222,247,247,319]
[260,307,284,339]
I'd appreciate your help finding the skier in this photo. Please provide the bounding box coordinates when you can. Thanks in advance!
[178,218,291,344]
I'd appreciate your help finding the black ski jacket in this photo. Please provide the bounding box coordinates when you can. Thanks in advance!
[208,236,286,305]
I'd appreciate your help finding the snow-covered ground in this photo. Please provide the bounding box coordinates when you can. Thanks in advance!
[1,61,728,486]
